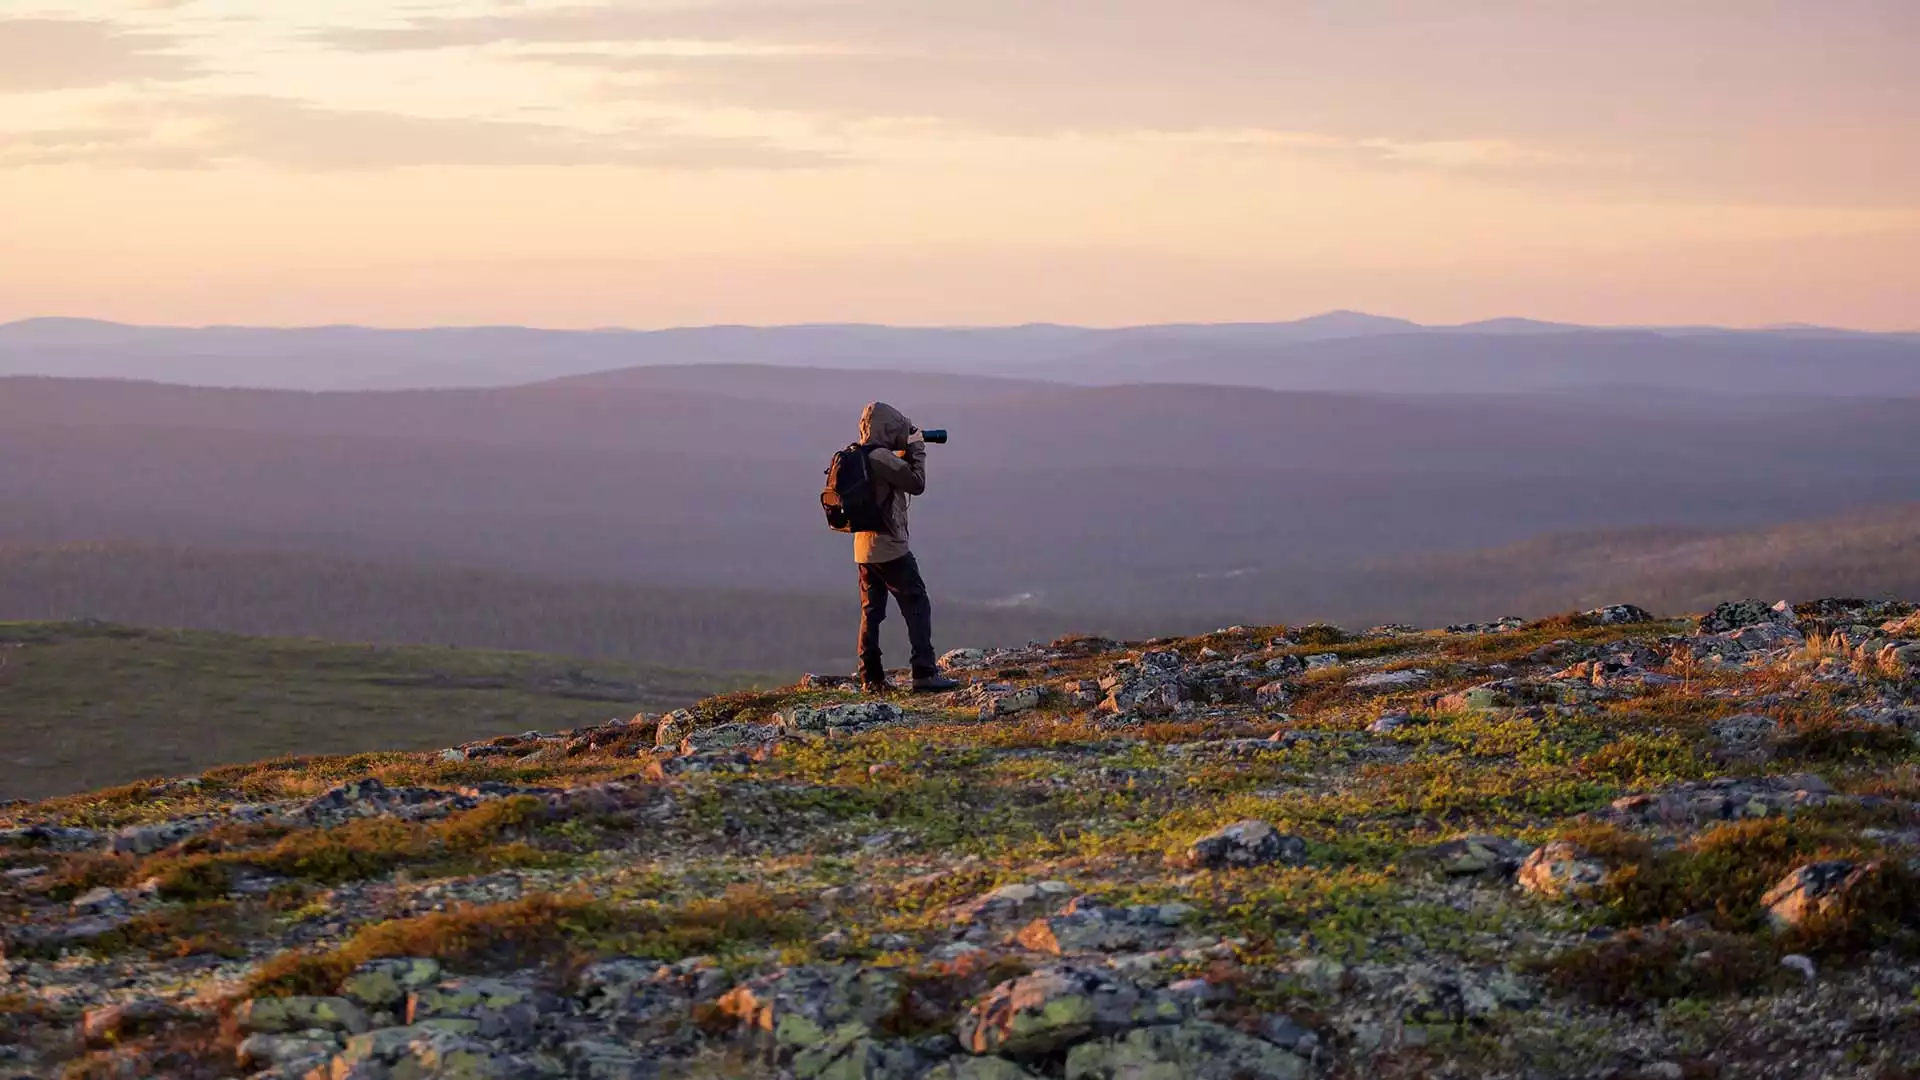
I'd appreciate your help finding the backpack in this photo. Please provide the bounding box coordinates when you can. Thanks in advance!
[821,443,890,534]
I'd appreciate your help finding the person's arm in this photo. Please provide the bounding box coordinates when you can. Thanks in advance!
[868,432,927,495]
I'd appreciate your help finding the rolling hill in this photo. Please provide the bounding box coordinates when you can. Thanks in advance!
[0,620,760,803]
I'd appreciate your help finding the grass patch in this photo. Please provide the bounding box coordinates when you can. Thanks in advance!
[0,620,755,807]
[244,886,810,999]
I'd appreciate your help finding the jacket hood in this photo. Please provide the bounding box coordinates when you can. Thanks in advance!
[860,401,912,451]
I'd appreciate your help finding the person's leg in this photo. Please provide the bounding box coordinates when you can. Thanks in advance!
[883,553,939,680]
[857,561,890,687]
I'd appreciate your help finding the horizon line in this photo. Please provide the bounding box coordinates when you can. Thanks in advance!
[2,312,1913,337]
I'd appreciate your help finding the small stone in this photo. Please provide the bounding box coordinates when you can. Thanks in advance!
[1369,710,1419,735]
[1516,841,1607,900]
[1780,953,1817,982]
[1423,835,1533,878]
[1350,669,1431,690]
[939,649,991,672]
[1255,1013,1316,1053]
[81,1000,183,1046]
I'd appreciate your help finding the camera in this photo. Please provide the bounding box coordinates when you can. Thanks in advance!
[921,428,949,444]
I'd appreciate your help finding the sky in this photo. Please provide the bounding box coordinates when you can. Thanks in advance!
[0,1,1915,330]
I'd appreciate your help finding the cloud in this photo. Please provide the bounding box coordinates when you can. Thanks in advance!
[2,94,838,170]
[306,0,1919,208]
[0,17,195,92]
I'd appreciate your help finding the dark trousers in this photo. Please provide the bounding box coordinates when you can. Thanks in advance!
[858,553,936,680]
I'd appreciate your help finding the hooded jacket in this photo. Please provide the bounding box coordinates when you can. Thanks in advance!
[854,401,926,564]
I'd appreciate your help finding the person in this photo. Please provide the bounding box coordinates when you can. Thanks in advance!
[853,401,959,693]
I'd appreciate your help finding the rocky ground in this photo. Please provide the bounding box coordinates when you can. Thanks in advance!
[4,599,1920,1079]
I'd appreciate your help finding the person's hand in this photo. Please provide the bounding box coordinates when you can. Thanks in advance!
[906,427,926,447]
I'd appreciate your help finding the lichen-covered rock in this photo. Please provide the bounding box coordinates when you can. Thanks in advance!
[1172,820,1306,870]
[1369,710,1419,735]
[939,649,990,672]
[652,710,698,747]
[1710,713,1779,749]
[777,702,907,733]
[922,1057,1046,1080]
[956,965,1187,1058]
[949,880,1076,931]
[1584,604,1655,625]
[109,817,216,855]
[714,965,905,1060]
[1063,1021,1306,1080]
[232,995,371,1036]
[1100,671,1192,717]
[407,978,543,1041]
[790,1031,933,1079]
[677,721,781,754]
[324,1024,524,1080]
[1014,898,1191,956]
[1515,841,1606,900]
[1760,860,1885,930]
[1349,668,1431,690]
[1254,681,1292,708]
[80,999,186,1046]
[340,958,444,1010]
[980,686,1043,717]
[234,1031,341,1073]
[1597,774,1838,828]
[1397,968,1534,1025]
[1699,599,1798,634]
[0,823,106,851]
[1421,835,1534,878]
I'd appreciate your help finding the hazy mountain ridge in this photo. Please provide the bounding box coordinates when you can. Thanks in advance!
[3,313,1915,392]
[7,374,1920,615]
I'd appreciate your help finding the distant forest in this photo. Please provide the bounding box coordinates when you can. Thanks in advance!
[4,507,1917,674]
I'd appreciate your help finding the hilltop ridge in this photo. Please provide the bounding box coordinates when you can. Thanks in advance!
[4,597,1920,1078]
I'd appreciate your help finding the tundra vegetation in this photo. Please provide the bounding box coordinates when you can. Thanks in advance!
[3,598,1919,1079]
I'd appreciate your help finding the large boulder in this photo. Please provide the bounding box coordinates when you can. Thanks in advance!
[777,702,907,734]
[948,880,1077,933]
[1014,898,1191,956]
[406,978,544,1041]
[1760,860,1885,930]
[956,965,1187,1058]
[923,1058,1046,1079]
[1063,1021,1305,1080]
[1699,599,1798,635]
[232,995,371,1036]
[323,1024,526,1080]
[1584,604,1655,625]
[341,959,444,1010]
[1172,820,1306,871]
[713,965,906,1063]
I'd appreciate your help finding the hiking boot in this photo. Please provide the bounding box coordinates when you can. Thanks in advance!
[856,671,893,695]
[911,673,960,693]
